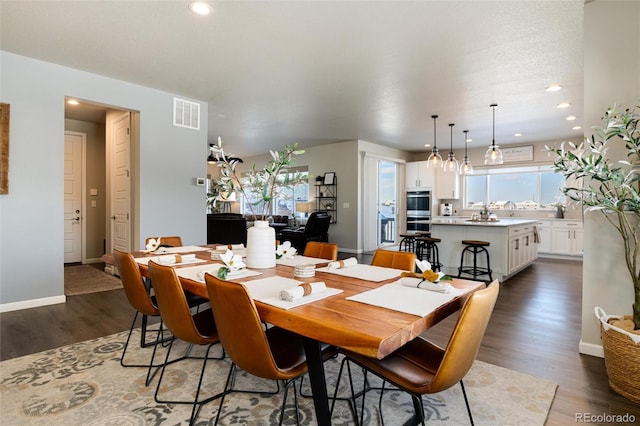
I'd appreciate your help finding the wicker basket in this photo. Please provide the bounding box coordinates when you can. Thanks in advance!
[596,307,640,404]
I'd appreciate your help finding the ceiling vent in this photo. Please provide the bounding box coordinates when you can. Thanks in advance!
[173,98,200,130]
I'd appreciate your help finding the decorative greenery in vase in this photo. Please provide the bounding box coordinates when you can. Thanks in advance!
[547,105,640,329]
[210,137,305,221]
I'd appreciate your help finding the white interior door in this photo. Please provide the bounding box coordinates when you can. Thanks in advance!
[377,160,398,247]
[111,113,131,252]
[64,132,85,263]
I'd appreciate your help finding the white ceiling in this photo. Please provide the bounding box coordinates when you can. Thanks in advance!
[0,0,585,157]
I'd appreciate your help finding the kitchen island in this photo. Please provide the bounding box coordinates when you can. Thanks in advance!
[430,217,539,281]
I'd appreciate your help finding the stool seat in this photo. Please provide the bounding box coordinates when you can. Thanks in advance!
[417,236,441,243]
[458,240,493,281]
[461,240,490,246]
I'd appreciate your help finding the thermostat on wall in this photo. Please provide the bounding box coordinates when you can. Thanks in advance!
[195,178,206,186]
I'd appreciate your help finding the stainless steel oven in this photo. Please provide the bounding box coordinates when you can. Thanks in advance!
[406,216,431,232]
[406,190,431,232]
[406,191,431,217]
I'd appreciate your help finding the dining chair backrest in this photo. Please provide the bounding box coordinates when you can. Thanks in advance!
[430,280,499,392]
[371,249,416,272]
[113,249,159,317]
[303,241,339,261]
[204,274,293,379]
[148,261,213,345]
[145,236,183,247]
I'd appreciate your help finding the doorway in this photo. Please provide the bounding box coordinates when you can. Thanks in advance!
[63,99,137,269]
[362,153,401,252]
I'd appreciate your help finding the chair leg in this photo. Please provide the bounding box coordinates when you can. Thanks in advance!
[120,311,165,386]
[460,379,475,426]
[330,357,360,425]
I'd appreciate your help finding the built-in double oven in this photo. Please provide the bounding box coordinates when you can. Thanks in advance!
[406,190,431,232]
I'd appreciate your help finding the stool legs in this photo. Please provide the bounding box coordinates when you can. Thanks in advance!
[458,245,493,281]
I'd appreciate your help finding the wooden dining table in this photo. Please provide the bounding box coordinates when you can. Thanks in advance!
[120,246,484,425]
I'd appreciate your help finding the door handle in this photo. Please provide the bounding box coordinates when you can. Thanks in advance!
[73,217,80,221]
[111,215,116,220]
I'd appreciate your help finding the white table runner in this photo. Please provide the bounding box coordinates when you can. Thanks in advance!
[316,264,406,282]
[242,276,343,310]
[346,280,468,316]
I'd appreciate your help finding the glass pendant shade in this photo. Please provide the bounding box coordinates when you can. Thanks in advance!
[459,130,474,174]
[443,123,459,173]
[426,114,443,168]
[484,103,504,165]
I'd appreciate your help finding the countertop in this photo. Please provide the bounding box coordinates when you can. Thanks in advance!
[430,217,538,227]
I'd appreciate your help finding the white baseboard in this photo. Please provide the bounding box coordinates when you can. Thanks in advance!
[85,257,102,264]
[338,248,363,254]
[0,295,66,313]
[579,340,604,358]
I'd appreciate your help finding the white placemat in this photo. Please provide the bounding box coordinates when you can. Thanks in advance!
[134,256,207,266]
[174,264,262,283]
[242,276,343,310]
[316,264,406,282]
[276,255,330,267]
[156,245,211,254]
[346,280,468,316]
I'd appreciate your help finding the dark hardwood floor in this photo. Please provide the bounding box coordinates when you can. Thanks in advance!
[1,257,639,424]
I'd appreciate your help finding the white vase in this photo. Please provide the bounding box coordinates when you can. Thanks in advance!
[246,220,276,268]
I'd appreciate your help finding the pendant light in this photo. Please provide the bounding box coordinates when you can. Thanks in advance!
[484,103,504,165]
[426,115,443,168]
[443,123,459,173]
[459,129,474,174]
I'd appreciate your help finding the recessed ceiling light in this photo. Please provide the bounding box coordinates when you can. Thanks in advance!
[572,126,582,130]
[546,85,562,92]
[514,133,523,137]
[189,2,212,15]
[557,102,571,108]
[566,115,577,121]
[67,99,79,105]
[465,138,472,143]
[424,144,431,148]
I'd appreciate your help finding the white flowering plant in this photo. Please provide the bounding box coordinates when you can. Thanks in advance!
[217,249,246,280]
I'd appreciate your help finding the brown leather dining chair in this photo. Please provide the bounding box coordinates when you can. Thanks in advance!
[370,249,416,272]
[113,249,167,385]
[303,241,339,261]
[148,261,225,426]
[337,280,499,425]
[145,235,183,248]
[204,274,340,425]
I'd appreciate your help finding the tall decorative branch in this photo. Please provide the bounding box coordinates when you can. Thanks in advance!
[210,137,305,221]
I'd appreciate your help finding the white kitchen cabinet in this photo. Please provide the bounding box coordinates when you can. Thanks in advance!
[434,167,460,199]
[405,161,434,189]
[550,220,583,256]
[536,220,552,253]
[508,223,537,274]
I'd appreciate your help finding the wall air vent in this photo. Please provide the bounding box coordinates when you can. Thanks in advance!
[173,98,200,130]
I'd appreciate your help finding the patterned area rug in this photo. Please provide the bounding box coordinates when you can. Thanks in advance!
[64,265,122,296]
[0,329,557,425]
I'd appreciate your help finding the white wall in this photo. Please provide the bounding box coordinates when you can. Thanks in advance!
[0,52,208,310]
[580,0,640,356]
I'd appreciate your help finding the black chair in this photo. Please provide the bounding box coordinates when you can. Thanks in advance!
[206,213,247,245]
[279,211,331,254]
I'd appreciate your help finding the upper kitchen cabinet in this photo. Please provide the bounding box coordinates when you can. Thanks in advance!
[435,167,460,199]
[405,161,434,190]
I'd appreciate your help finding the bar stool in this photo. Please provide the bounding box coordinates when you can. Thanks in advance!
[398,233,417,252]
[458,240,493,281]
[416,236,442,272]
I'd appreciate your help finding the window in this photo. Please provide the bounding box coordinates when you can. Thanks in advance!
[464,165,565,210]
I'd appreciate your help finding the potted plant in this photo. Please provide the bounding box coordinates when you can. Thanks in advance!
[210,138,305,268]
[547,105,640,402]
